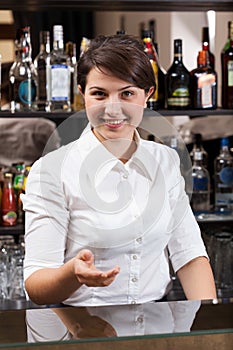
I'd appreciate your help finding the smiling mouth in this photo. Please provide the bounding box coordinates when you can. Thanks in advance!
[104,119,127,125]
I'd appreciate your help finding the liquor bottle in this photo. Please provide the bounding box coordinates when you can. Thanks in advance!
[1,173,17,226]
[189,133,208,169]
[0,53,2,110]
[148,19,166,109]
[166,39,191,110]
[189,150,211,213]
[34,31,51,111]
[49,25,71,112]
[202,27,215,70]
[142,30,159,110]
[214,137,233,211]
[73,37,89,111]
[221,21,233,55]
[9,27,37,112]
[221,21,233,109]
[65,41,77,109]
[190,50,217,109]
[12,162,25,224]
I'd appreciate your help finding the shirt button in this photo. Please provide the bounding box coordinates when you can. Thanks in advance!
[122,173,128,179]
[132,254,138,260]
[131,300,136,304]
[136,237,142,243]
[137,316,144,323]
[132,277,138,283]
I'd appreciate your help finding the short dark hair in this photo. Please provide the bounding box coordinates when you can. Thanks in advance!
[77,34,156,94]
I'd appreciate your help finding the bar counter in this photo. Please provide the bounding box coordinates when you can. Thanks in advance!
[0,297,232,350]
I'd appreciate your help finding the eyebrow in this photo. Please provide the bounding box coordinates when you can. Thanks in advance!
[89,85,136,91]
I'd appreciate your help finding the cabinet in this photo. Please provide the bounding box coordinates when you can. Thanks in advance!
[0,0,233,237]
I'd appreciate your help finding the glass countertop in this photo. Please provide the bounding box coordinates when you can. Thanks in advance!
[0,298,232,348]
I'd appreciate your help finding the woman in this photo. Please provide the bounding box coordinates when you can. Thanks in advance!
[22,34,216,306]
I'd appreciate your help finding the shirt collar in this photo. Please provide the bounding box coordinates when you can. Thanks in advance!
[78,124,155,186]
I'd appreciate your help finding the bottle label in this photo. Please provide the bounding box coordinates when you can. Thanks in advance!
[227,61,233,87]
[219,167,233,186]
[168,88,190,107]
[198,74,216,108]
[215,193,233,207]
[2,211,17,226]
[193,177,209,191]
[18,79,36,105]
[51,64,70,101]
[13,174,24,190]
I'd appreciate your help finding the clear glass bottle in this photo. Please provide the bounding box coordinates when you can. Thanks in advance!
[34,31,51,111]
[142,30,159,110]
[49,25,71,112]
[189,150,211,213]
[65,41,77,110]
[214,137,233,212]
[189,133,208,169]
[202,27,215,70]
[166,39,191,110]
[221,21,233,109]
[190,50,217,110]
[1,173,17,226]
[9,27,37,112]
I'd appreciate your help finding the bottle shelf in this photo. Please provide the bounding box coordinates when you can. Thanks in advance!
[0,108,233,123]
[0,0,232,12]
[0,224,25,236]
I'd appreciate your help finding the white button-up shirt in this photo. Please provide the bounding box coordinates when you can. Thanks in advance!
[22,124,207,306]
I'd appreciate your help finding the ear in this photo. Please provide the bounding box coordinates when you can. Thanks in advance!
[78,84,84,96]
[146,86,155,101]
[144,86,155,107]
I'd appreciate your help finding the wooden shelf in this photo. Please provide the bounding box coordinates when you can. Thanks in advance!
[0,108,233,123]
[0,0,232,12]
[0,224,24,237]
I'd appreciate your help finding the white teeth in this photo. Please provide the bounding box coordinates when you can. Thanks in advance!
[105,119,125,125]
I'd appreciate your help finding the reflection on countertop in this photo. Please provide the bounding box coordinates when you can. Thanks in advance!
[0,298,233,348]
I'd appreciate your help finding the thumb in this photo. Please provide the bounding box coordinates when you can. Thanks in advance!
[78,249,94,264]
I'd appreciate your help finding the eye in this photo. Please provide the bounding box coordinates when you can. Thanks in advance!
[91,90,107,98]
[121,90,134,98]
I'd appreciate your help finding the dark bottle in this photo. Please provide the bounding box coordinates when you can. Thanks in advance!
[142,30,159,110]
[34,31,51,111]
[221,21,233,54]
[189,133,208,169]
[202,27,215,70]
[221,21,233,109]
[148,19,166,109]
[9,26,37,112]
[166,39,191,110]
[190,50,217,110]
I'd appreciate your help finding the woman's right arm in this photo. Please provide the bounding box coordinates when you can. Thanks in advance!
[25,249,120,305]
[22,153,119,305]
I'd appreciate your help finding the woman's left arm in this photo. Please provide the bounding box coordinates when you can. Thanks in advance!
[177,256,217,300]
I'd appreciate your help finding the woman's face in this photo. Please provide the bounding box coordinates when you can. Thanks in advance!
[82,67,153,142]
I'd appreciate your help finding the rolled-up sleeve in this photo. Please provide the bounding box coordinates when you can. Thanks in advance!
[166,152,208,273]
[22,150,70,281]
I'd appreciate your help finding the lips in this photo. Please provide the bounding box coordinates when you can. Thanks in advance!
[104,119,127,129]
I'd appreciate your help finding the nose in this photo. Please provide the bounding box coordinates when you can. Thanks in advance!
[104,99,122,117]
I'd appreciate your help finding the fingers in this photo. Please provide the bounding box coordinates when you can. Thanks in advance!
[77,249,94,264]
